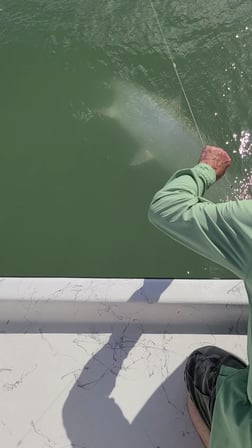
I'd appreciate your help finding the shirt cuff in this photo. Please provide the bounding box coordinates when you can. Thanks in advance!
[192,163,216,188]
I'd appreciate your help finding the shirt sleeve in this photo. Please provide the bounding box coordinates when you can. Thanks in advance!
[148,163,252,279]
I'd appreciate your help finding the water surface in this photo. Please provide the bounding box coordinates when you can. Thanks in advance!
[0,0,251,277]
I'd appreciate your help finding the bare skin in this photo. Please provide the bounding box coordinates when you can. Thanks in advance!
[187,395,210,447]
[198,145,231,180]
[187,145,231,446]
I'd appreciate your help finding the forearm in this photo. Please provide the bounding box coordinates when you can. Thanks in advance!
[148,163,252,278]
[152,163,216,199]
[148,163,216,240]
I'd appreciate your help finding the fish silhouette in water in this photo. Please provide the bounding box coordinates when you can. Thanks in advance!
[101,80,232,202]
[102,80,202,170]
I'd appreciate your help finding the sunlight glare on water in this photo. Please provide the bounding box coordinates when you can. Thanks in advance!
[229,130,252,200]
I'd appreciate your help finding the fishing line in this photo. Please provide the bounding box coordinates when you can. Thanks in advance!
[148,0,234,193]
[148,0,205,146]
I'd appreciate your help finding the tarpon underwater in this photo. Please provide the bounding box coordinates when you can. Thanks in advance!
[102,80,233,201]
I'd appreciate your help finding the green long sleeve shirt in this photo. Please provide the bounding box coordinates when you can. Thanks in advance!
[148,163,252,448]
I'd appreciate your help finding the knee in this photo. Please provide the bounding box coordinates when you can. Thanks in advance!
[184,345,215,385]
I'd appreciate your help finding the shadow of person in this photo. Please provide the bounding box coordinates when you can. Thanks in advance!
[131,361,203,448]
[62,279,200,448]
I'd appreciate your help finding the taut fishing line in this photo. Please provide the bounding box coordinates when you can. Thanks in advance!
[148,0,205,146]
[148,0,233,193]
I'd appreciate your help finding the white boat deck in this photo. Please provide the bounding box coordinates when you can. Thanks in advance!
[0,278,248,448]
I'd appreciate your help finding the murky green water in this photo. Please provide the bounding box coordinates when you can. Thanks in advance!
[0,0,252,278]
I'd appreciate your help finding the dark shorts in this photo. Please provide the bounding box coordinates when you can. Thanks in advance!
[184,345,247,430]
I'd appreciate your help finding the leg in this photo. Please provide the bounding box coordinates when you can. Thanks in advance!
[184,346,247,438]
[187,395,210,448]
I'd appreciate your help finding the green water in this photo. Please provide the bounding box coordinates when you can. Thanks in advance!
[0,0,251,278]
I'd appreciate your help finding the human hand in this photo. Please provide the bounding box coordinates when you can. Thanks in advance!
[198,145,231,180]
